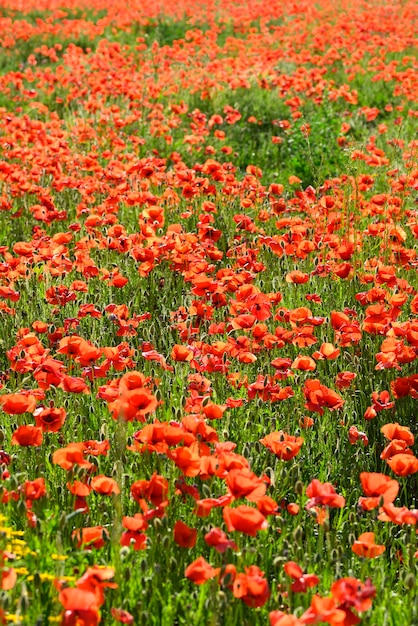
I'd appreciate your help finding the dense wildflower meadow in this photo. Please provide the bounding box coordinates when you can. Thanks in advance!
[0,0,417,623]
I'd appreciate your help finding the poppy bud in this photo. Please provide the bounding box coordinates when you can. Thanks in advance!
[295,480,304,496]
[32,572,42,590]
[202,484,212,498]
[19,585,29,612]
[17,498,26,516]
[58,512,67,529]
[348,512,357,524]
[404,573,415,591]
[293,526,304,544]
[120,547,131,560]
[330,548,340,563]
[282,540,291,554]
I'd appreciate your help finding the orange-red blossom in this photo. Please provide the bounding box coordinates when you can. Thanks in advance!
[260,431,303,461]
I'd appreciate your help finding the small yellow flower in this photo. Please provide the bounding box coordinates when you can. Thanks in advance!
[27,572,55,583]
[51,554,68,561]
[39,573,55,582]
[6,541,30,558]
[0,526,14,538]
[13,567,29,576]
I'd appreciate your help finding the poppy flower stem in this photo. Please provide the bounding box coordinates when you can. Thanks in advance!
[111,418,127,584]
[359,554,369,582]
[407,524,416,569]
[317,522,324,559]
[317,514,330,558]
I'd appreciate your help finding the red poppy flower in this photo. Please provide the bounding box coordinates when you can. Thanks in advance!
[352,533,385,558]
[111,608,134,624]
[331,577,375,613]
[72,526,108,550]
[380,439,411,460]
[202,402,227,420]
[378,503,418,525]
[11,425,43,447]
[120,529,147,551]
[305,479,345,509]
[225,468,267,502]
[391,375,418,399]
[174,521,197,548]
[109,388,158,422]
[195,494,233,517]
[233,565,270,608]
[130,473,169,506]
[228,314,257,330]
[300,416,314,429]
[58,336,101,365]
[303,379,345,415]
[260,431,303,461]
[34,405,66,432]
[204,527,237,553]
[291,355,316,371]
[24,477,46,501]
[300,594,346,625]
[223,505,268,536]
[381,423,414,445]
[0,393,37,415]
[67,481,91,498]
[52,443,94,471]
[247,294,272,321]
[359,472,399,510]
[283,561,320,593]
[60,375,90,394]
[312,343,340,360]
[286,503,300,516]
[171,344,194,362]
[168,444,202,477]
[185,557,220,585]
[369,390,395,414]
[58,587,100,619]
[83,440,110,457]
[1,566,17,591]
[90,475,120,495]
[286,270,309,284]
[335,371,357,389]
[348,426,368,446]
[386,453,418,476]
[269,611,302,625]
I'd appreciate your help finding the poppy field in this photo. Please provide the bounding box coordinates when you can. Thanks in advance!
[0,0,417,623]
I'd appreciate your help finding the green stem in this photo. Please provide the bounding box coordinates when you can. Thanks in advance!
[111,419,127,585]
